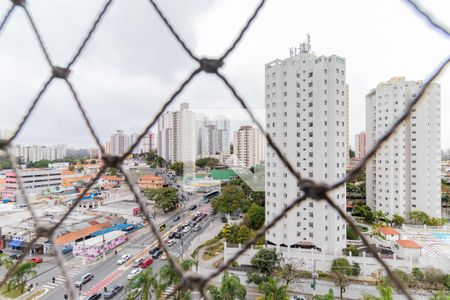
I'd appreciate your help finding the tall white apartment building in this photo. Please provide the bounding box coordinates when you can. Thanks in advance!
[233,125,265,168]
[366,77,441,217]
[265,40,347,254]
[173,103,196,172]
[109,130,130,156]
[197,115,230,157]
[158,103,196,172]
[157,111,174,162]
[11,144,66,162]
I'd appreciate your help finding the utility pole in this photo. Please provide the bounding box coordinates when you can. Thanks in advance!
[311,259,318,296]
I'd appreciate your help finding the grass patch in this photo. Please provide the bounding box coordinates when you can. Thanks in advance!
[202,243,224,260]
[0,285,25,298]
[191,236,222,259]
[24,289,45,300]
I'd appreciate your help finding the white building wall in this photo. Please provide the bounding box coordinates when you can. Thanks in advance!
[366,77,441,218]
[264,49,347,255]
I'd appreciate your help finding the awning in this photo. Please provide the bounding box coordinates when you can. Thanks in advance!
[9,240,23,247]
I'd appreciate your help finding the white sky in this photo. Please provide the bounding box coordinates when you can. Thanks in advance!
[0,0,449,149]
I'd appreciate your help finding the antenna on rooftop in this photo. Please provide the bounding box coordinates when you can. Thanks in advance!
[289,34,311,57]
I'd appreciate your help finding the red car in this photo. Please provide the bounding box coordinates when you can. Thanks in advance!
[30,256,43,263]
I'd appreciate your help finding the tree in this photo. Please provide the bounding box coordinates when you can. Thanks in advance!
[429,292,450,300]
[363,285,394,300]
[32,159,49,168]
[212,185,247,214]
[392,214,405,226]
[221,224,252,244]
[108,167,118,176]
[8,261,37,293]
[352,203,375,223]
[274,263,303,288]
[146,150,166,168]
[258,277,289,300]
[170,162,184,176]
[408,210,430,225]
[207,271,246,300]
[144,187,179,212]
[90,160,96,164]
[411,267,425,282]
[352,262,361,277]
[126,267,157,300]
[313,289,334,300]
[196,157,220,168]
[159,259,194,300]
[251,248,281,276]
[349,149,355,158]
[244,203,265,229]
[330,270,349,299]
[331,258,353,276]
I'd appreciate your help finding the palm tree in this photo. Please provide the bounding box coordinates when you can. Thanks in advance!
[258,277,289,300]
[207,271,246,300]
[0,254,13,270]
[159,259,194,300]
[126,267,157,300]
[7,261,37,293]
[313,289,334,300]
[363,285,394,300]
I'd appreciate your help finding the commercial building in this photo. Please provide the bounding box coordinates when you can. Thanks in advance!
[5,168,62,198]
[264,37,347,255]
[366,77,441,217]
[355,131,366,159]
[138,175,164,190]
[233,125,265,168]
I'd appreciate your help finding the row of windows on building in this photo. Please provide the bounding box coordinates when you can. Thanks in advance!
[267,67,345,79]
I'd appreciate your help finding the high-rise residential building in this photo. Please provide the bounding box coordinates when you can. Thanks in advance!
[0,128,13,140]
[344,84,349,166]
[157,111,174,162]
[173,103,196,172]
[158,103,196,172]
[10,144,66,162]
[197,115,230,157]
[142,132,156,153]
[109,130,129,156]
[366,77,441,217]
[89,147,100,159]
[355,131,366,159]
[264,38,347,255]
[233,125,265,168]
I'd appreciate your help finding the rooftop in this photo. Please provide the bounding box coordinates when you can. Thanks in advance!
[380,227,400,235]
[397,239,422,249]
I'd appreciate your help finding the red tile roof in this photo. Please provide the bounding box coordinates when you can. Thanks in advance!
[397,240,421,249]
[380,227,400,235]
[102,176,124,181]
[54,222,111,246]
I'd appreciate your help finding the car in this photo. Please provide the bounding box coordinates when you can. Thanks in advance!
[182,226,191,234]
[203,198,211,203]
[152,249,163,259]
[30,256,43,263]
[189,205,197,211]
[193,225,201,232]
[74,273,94,287]
[176,226,183,233]
[211,209,217,215]
[104,285,123,299]
[167,239,175,247]
[159,224,166,232]
[128,269,142,280]
[140,258,153,269]
[173,215,181,222]
[116,254,131,265]
[149,247,160,255]
[85,293,101,300]
[290,295,307,300]
[132,258,144,267]
[185,220,193,227]
[168,232,177,239]
[173,232,182,239]
[9,254,19,260]
[161,253,167,260]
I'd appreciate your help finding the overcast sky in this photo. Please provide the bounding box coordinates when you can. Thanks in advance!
[0,0,449,150]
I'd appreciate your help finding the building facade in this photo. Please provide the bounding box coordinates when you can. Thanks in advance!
[355,131,366,159]
[366,77,441,218]
[233,125,265,168]
[157,111,174,162]
[109,130,129,156]
[197,115,230,157]
[11,144,66,163]
[5,168,62,198]
[264,40,347,255]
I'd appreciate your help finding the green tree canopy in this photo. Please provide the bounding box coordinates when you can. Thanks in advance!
[146,150,166,168]
[144,187,179,212]
[170,162,184,176]
[251,248,280,276]
[244,203,265,230]
[212,185,247,214]
[196,157,219,168]
[258,277,289,300]
[207,271,246,300]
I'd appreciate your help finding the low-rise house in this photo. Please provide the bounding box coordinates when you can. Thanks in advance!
[379,227,400,242]
[138,175,163,190]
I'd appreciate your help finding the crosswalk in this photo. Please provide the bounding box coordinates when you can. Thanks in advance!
[41,265,88,290]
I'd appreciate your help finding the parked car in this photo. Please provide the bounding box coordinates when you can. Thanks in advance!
[185,220,193,227]
[167,239,175,247]
[116,254,131,265]
[30,256,43,263]
[173,215,181,222]
[173,232,182,239]
[104,285,123,299]
[132,258,144,267]
[168,232,177,239]
[193,225,201,232]
[74,273,94,287]
[149,247,160,256]
[290,295,307,300]
[183,226,191,234]
[128,269,142,280]
[159,224,166,232]
[86,292,101,300]
[152,249,163,259]
[140,258,153,269]
[221,216,227,223]
[189,205,197,211]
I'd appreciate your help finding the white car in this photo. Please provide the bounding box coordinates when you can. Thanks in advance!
[117,254,131,265]
[182,226,191,234]
[132,258,144,267]
[128,268,142,280]
[167,239,175,247]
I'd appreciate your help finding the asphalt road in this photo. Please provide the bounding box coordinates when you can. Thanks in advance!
[37,193,214,300]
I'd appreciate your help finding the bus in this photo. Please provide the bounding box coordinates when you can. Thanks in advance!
[203,190,220,203]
